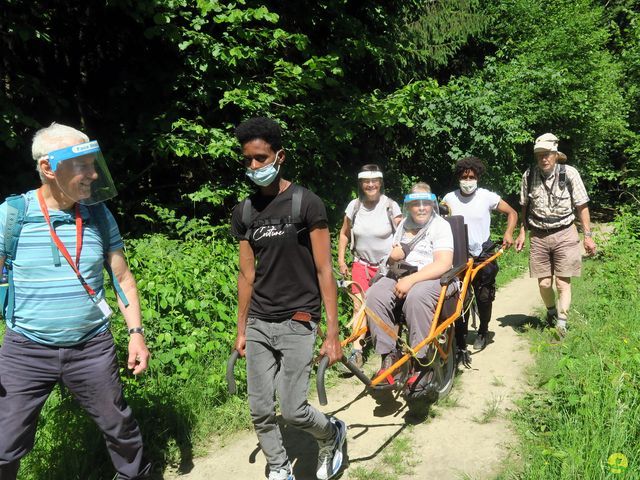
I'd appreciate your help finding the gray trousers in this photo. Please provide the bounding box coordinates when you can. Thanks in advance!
[245,317,334,472]
[366,277,458,359]
[0,329,150,480]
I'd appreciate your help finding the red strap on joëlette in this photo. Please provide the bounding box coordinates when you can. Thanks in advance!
[37,188,96,297]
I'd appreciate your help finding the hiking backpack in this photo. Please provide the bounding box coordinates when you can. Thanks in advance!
[524,163,574,229]
[240,185,304,241]
[0,194,129,321]
[349,197,396,252]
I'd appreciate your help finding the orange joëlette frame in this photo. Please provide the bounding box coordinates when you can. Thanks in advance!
[341,248,504,387]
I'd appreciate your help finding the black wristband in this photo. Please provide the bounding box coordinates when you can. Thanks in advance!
[128,327,145,336]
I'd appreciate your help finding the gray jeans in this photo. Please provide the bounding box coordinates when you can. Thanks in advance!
[245,317,334,472]
[366,277,459,359]
[0,329,150,480]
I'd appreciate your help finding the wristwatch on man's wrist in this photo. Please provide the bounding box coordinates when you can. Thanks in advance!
[128,326,145,336]
[584,231,593,238]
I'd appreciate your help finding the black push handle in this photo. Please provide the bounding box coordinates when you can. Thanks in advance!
[316,354,372,406]
[226,350,240,395]
[317,356,330,406]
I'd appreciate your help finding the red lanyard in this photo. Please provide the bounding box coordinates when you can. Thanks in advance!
[37,188,96,297]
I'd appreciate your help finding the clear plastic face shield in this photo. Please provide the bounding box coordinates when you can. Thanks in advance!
[358,170,384,201]
[44,141,117,205]
[403,192,439,228]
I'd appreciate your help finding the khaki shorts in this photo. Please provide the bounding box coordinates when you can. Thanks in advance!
[529,224,582,278]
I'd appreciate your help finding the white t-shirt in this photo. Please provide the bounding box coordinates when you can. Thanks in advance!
[442,188,500,257]
[399,215,454,270]
[344,195,402,264]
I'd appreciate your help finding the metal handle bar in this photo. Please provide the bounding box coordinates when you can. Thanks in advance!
[316,356,330,406]
[226,350,240,395]
[316,354,372,406]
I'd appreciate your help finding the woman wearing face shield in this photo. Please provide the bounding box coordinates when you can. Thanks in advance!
[442,157,517,355]
[337,165,402,368]
[365,183,457,396]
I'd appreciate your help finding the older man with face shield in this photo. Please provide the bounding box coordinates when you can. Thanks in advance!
[365,183,457,399]
[0,123,150,479]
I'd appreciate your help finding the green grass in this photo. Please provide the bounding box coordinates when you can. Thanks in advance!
[472,396,502,424]
[495,242,529,289]
[438,390,462,408]
[506,213,640,479]
[490,216,530,289]
[491,375,506,387]
[349,428,420,479]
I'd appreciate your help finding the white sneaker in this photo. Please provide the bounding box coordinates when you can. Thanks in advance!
[316,417,347,480]
[268,463,295,480]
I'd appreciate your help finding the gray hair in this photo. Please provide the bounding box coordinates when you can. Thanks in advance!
[411,182,431,193]
[32,123,89,181]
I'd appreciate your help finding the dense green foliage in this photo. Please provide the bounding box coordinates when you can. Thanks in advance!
[2,0,639,224]
[514,211,640,478]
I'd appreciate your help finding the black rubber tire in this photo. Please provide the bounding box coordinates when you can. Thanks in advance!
[434,325,456,400]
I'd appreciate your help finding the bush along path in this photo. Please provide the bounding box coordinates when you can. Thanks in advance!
[164,269,543,480]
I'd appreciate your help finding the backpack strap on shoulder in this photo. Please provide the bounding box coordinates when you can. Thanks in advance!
[2,194,28,321]
[386,197,396,234]
[241,185,304,242]
[241,197,253,241]
[558,164,573,200]
[4,195,27,265]
[291,185,302,222]
[558,164,566,191]
[349,199,361,252]
[525,166,536,229]
[350,199,361,226]
[88,204,129,307]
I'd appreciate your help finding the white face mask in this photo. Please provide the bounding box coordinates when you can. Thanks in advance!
[459,179,478,195]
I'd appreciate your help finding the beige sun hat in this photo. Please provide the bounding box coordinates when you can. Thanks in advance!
[534,132,567,163]
[533,133,559,152]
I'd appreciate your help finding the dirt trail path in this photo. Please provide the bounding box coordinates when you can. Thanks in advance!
[166,274,541,479]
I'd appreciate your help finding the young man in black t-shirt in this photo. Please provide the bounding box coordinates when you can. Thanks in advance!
[230,117,346,480]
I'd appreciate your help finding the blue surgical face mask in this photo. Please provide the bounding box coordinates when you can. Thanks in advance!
[246,152,282,187]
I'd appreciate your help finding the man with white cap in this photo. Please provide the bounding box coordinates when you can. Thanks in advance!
[515,133,597,336]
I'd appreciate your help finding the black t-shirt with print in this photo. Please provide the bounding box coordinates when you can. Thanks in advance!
[231,184,328,320]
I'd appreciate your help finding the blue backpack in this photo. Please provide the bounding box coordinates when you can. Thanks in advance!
[0,194,128,321]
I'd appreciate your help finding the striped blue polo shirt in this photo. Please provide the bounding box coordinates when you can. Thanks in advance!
[0,189,124,346]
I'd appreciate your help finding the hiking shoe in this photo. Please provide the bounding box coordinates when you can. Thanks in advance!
[268,463,295,480]
[456,347,472,369]
[375,350,402,385]
[473,333,487,351]
[347,348,364,369]
[405,365,438,402]
[316,417,347,480]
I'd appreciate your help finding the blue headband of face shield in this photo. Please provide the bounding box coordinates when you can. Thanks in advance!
[46,141,101,171]
[404,192,436,204]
